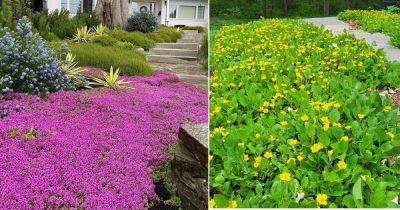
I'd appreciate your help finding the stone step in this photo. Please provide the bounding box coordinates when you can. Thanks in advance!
[156,43,199,50]
[146,55,197,64]
[151,48,198,57]
[178,39,198,43]
[182,30,198,35]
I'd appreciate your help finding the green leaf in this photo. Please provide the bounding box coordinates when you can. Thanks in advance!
[271,180,283,202]
[213,194,230,208]
[352,177,363,208]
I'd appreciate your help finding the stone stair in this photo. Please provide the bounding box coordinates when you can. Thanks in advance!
[147,30,200,64]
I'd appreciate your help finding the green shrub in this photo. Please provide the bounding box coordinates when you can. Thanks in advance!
[0,0,14,28]
[144,26,182,43]
[109,29,155,50]
[199,31,208,68]
[126,11,157,33]
[67,42,153,76]
[73,12,100,28]
[180,25,206,33]
[30,9,76,39]
[91,34,119,46]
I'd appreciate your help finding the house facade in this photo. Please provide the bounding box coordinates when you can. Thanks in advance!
[46,0,208,27]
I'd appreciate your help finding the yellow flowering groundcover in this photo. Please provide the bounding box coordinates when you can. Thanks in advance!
[209,19,400,208]
[338,10,400,47]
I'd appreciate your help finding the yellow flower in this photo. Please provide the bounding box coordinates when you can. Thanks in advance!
[243,154,249,161]
[230,200,238,208]
[280,120,288,126]
[299,84,305,89]
[358,114,365,119]
[387,132,395,139]
[338,160,347,169]
[209,199,216,208]
[279,172,291,182]
[333,103,341,109]
[254,157,262,168]
[255,133,261,139]
[345,125,352,130]
[297,152,304,161]
[316,193,328,206]
[301,114,309,122]
[323,123,330,131]
[209,155,213,161]
[384,106,391,112]
[320,116,329,124]
[311,142,323,153]
[289,138,298,146]
[341,136,349,142]
[263,151,273,159]
[213,106,221,114]
[238,142,245,147]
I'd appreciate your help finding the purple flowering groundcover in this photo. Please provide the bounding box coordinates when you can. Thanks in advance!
[0,71,208,209]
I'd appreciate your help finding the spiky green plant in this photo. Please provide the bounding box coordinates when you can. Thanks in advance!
[92,24,107,36]
[90,66,130,90]
[73,26,91,42]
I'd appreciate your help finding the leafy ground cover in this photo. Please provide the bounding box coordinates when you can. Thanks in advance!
[338,10,400,47]
[210,19,400,208]
[0,71,207,208]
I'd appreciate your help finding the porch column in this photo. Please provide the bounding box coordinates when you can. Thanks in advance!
[165,0,170,25]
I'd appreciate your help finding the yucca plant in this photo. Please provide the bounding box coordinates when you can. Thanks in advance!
[73,26,91,42]
[90,66,130,90]
[92,24,107,36]
[61,53,90,88]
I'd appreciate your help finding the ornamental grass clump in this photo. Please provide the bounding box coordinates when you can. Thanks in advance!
[0,17,74,96]
[210,19,400,208]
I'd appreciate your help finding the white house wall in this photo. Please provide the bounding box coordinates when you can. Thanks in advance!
[164,0,208,27]
[47,0,61,12]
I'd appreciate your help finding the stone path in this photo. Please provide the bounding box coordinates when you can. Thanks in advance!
[147,30,208,90]
[305,17,400,62]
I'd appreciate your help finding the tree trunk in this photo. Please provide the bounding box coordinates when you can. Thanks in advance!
[83,0,93,12]
[283,0,288,16]
[323,0,329,16]
[95,0,130,28]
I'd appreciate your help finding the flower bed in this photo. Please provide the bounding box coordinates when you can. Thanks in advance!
[338,10,400,47]
[0,71,207,209]
[210,19,400,208]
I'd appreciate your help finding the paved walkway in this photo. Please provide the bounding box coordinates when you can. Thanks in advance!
[149,62,208,90]
[305,17,400,62]
[148,30,208,90]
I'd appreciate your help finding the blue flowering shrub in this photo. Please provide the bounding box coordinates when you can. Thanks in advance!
[0,17,74,96]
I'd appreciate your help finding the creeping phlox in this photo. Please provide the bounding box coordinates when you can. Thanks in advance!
[338,10,400,47]
[209,19,400,208]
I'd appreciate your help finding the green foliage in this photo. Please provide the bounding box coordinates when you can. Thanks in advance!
[338,10,400,47]
[126,11,157,33]
[91,34,119,46]
[109,29,155,50]
[210,0,382,19]
[73,26,91,42]
[73,12,100,28]
[210,19,400,208]
[199,31,208,68]
[0,0,14,28]
[145,26,182,43]
[29,9,100,40]
[66,42,153,76]
[90,66,130,90]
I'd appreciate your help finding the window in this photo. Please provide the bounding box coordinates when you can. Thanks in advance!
[178,6,196,19]
[197,6,205,19]
[150,2,156,14]
[69,0,81,15]
[169,5,177,18]
[60,0,83,16]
